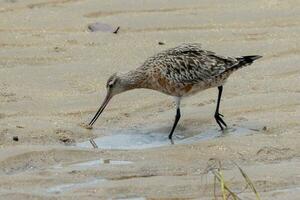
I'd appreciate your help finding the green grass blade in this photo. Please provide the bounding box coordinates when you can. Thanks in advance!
[237,165,261,200]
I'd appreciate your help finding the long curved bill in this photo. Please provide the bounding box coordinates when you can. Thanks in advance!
[88,93,112,127]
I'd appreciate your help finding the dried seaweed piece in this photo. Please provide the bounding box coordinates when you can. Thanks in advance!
[113,26,120,34]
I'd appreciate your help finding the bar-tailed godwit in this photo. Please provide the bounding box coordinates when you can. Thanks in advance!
[87,43,262,140]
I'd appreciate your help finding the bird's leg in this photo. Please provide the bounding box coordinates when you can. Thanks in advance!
[169,107,181,140]
[168,97,181,140]
[214,86,227,130]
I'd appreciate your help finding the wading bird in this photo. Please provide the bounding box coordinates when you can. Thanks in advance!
[86,43,262,140]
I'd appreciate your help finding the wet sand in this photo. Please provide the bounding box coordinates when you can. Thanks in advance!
[0,0,300,199]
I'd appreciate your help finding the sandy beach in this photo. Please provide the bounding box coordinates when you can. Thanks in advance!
[0,0,299,199]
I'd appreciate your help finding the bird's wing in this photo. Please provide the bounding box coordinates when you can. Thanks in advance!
[163,53,238,84]
[143,43,204,64]
[143,44,238,84]
[157,43,204,56]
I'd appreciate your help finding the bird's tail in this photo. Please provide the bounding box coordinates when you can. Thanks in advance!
[226,55,262,72]
[237,55,263,65]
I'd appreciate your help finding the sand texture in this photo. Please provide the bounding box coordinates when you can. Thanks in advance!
[0,0,299,199]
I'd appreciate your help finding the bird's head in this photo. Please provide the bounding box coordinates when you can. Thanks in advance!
[87,73,129,128]
[105,73,127,97]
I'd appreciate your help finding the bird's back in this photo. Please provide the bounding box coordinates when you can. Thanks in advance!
[139,43,261,96]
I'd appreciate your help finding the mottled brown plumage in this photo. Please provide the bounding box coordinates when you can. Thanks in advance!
[88,43,262,139]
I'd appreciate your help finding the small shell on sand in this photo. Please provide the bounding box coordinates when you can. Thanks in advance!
[80,122,93,129]
[87,22,118,33]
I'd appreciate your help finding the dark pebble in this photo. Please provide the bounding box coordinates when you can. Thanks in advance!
[59,136,73,144]
[13,136,19,141]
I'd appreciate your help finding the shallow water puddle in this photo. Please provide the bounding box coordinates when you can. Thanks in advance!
[77,125,260,150]
[78,132,169,149]
[53,159,132,170]
[47,178,105,194]
[70,159,132,167]
[117,198,146,200]
[180,126,254,144]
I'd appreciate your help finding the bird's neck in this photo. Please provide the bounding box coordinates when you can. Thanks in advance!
[119,70,148,90]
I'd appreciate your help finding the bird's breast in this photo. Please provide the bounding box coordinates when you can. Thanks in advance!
[146,74,194,96]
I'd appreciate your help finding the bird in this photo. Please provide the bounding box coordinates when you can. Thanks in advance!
[86,43,262,140]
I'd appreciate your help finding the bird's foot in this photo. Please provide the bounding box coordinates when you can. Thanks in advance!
[214,113,227,130]
[169,138,175,145]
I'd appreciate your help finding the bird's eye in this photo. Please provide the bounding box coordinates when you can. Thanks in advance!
[108,81,114,88]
